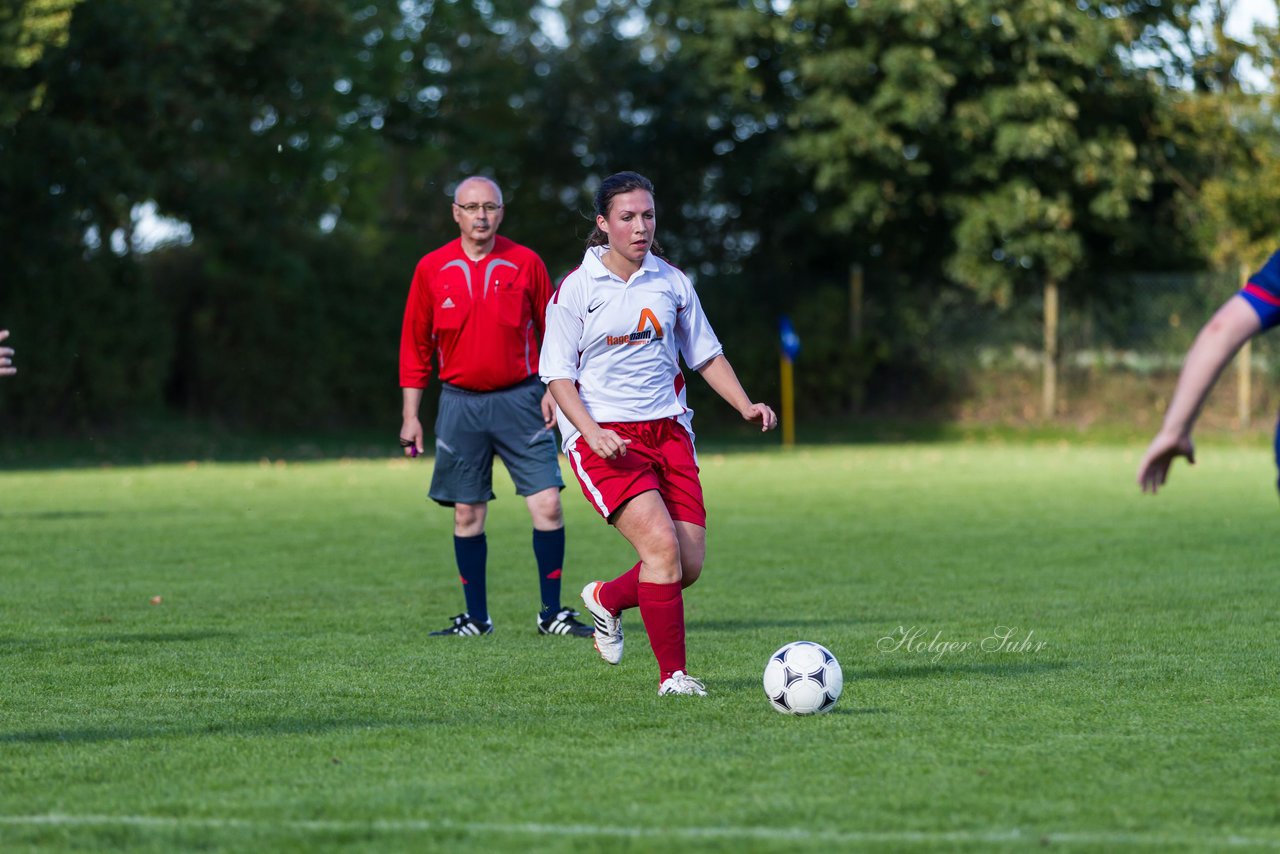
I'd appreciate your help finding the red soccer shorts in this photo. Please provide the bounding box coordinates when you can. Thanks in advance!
[567,417,706,527]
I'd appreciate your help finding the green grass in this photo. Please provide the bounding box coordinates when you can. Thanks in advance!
[1,443,1278,852]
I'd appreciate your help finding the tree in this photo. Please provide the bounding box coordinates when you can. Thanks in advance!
[0,0,82,126]
[651,0,1181,417]
[719,1,1172,290]
[1145,1,1280,269]
[0,0,370,429]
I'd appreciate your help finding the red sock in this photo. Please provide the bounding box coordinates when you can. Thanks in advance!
[638,580,686,683]
[598,561,641,614]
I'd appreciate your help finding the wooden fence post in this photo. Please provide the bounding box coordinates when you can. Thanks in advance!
[1042,279,1059,420]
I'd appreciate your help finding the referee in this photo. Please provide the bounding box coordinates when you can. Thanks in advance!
[399,176,591,639]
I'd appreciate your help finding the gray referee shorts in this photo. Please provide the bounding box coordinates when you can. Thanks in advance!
[429,377,564,507]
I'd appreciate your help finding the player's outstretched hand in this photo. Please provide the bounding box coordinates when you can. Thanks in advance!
[1136,431,1195,494]
[0,330,14,377]
[742,402,778,432]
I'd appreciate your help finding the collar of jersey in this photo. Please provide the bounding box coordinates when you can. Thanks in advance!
[585,244,660,283]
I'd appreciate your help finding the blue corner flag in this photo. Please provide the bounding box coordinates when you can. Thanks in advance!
[779,315,801,362]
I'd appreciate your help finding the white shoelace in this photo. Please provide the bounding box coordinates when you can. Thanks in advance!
[662,671,706,695]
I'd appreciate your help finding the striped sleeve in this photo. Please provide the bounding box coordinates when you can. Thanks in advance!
[1240,250,1280,330]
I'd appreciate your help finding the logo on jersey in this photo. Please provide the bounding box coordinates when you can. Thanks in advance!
[607,308,664,346]
[441,297,456,309]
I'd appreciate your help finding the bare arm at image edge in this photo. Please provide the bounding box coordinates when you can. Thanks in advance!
[1136,296,1262,494]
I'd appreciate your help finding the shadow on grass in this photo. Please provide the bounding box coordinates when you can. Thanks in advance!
[0,510,111,520]
[0,423,398,472]
[0,630,238,650]
[717,660,1068,698]
[717,680,897,715]
[91,631,240,645]
[0,715,440,746]
[691,617,881,633]
[846,660,1072,680]
[824,706,892,716]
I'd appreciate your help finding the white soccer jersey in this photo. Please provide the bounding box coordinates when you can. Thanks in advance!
[540,246,724,452]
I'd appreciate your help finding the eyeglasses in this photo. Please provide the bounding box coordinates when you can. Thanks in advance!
[454,203,503,214]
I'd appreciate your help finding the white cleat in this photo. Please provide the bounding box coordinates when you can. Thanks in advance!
[580,581,623,665]
[658,670,707,697]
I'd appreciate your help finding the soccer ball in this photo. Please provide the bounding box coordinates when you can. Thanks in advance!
[763,641,843,715]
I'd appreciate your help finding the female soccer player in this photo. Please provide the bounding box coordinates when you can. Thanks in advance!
[539,171,777,696]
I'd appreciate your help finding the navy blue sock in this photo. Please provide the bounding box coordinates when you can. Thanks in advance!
[454,533,488,624]
[532,527,565,618]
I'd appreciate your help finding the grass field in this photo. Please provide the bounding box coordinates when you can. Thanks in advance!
[1,442,1278,852]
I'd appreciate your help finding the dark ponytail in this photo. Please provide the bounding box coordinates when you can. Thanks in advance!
[586,171,664,257]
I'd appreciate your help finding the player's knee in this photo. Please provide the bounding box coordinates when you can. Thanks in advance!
[644,536,682,584]
[528,489,563,528]
[453,503,486,535]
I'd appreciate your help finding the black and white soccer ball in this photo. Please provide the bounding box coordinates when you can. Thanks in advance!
[762,641,843,715]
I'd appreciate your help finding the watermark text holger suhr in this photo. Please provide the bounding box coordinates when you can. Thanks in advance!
[877,626,1048,663]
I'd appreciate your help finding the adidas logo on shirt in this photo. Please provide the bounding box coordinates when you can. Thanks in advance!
[441,297,456,309]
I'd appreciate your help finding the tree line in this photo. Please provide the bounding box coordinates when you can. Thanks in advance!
[1,0,1277,434]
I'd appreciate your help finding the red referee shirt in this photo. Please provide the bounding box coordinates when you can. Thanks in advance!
[399,235,554,392]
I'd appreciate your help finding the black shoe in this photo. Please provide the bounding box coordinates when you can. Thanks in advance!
[537,608,594,637]
[429,613,494,636]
